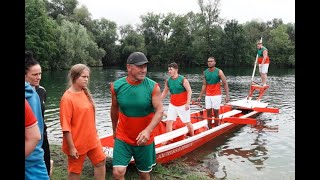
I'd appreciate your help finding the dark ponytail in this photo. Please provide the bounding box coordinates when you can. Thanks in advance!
[25,50,39,74]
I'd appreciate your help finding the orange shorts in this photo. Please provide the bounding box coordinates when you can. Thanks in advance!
[67,143,106,174]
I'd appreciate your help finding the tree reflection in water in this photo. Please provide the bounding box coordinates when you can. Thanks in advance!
[180,118,279,178]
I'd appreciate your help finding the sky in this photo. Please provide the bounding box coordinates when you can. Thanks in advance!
[77,0,295,26]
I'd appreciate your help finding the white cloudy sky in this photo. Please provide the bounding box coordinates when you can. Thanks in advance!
[77,0,295,26]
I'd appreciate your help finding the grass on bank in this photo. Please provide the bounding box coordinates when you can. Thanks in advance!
[50,145,213,180]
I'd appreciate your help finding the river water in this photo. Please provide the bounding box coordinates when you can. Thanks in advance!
[41,66,295,179]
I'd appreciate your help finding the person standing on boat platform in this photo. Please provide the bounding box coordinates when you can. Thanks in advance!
[110,52,164,180]
[197,57,230,129]
[257,40,270,86]
[161,62,194,139]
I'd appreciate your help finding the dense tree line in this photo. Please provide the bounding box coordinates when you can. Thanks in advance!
[25,0,295,70]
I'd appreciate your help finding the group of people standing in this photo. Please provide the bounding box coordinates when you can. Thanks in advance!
[109,52,233,179]
[24,40,269,179]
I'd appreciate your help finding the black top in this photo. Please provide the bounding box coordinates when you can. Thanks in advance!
[36,85,47,132]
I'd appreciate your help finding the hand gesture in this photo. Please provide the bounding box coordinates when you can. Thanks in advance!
[136,129,151,146]
[225,96,230,103]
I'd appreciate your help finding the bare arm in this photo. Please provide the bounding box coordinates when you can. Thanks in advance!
[25,123,41,158]
[197,72,206,101]
[262,49,268,64]
[136,84,164,145]
[160,80,169,100]
[183,78,192,110]
[63,131,79,159]
[219,70,230,103]
[110,83,119,139]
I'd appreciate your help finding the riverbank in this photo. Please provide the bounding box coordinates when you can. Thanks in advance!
[50,145,212,179]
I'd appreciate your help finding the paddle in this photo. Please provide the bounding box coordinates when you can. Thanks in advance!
[191,116,257,125]
[251,53,259,83]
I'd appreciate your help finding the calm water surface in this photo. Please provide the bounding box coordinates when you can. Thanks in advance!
[42,66,295,180]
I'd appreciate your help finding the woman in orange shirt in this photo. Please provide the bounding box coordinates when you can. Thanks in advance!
[59,64,106,180]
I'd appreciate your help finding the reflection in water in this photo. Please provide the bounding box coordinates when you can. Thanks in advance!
[220,120,279,170]
[41,67,294,179]
[181,119,280,179]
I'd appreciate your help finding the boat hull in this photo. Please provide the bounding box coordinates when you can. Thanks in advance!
[155,122,240,163]
[100,99,270,164]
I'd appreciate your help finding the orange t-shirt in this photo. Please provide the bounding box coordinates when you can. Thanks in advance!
[257,56,270,64]
[257,46,270,64]
[59,90,100,155]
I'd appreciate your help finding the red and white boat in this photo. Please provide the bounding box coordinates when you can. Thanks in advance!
[100,83,279,164]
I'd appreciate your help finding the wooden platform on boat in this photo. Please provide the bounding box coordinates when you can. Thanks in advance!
[227,99,268,109]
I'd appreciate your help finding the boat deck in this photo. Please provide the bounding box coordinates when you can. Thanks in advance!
[227,99,268,109]
[154,109,242,146]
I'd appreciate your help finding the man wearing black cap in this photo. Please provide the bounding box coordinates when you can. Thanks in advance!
[110,52,164,179]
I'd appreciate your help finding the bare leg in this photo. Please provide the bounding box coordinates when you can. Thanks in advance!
[94,160,106,180]
[113,167,126,180]
[261,73,267,86]
[162,120,174,145]
[138,171,150,180]
[166,120,174,133]
[207,109,213,129]
[68,172,80,180]
[50,160,53,177]
[185,122,194,136]
[213,109,219,126]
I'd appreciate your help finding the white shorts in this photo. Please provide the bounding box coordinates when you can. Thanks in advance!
[205,95,221,110]
[167,103,191,123]
[259,63,269,74]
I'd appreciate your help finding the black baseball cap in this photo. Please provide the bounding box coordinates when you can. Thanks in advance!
[127,52,149,65]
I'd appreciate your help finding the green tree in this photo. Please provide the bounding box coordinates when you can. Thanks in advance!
[167,15,193,66]
[45,0,78,19]
[25,0,60,70]
[185,12,207,66]
[91,18,119,66]
[268,24,294,66]
[57,20,105,68]
[221,20,251,66]
[197,0,223,57]
[140,12,168,63]
[70,4,95,33]
[121,34,146,63]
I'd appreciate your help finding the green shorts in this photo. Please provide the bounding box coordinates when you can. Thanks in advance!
[113,138,156,172]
